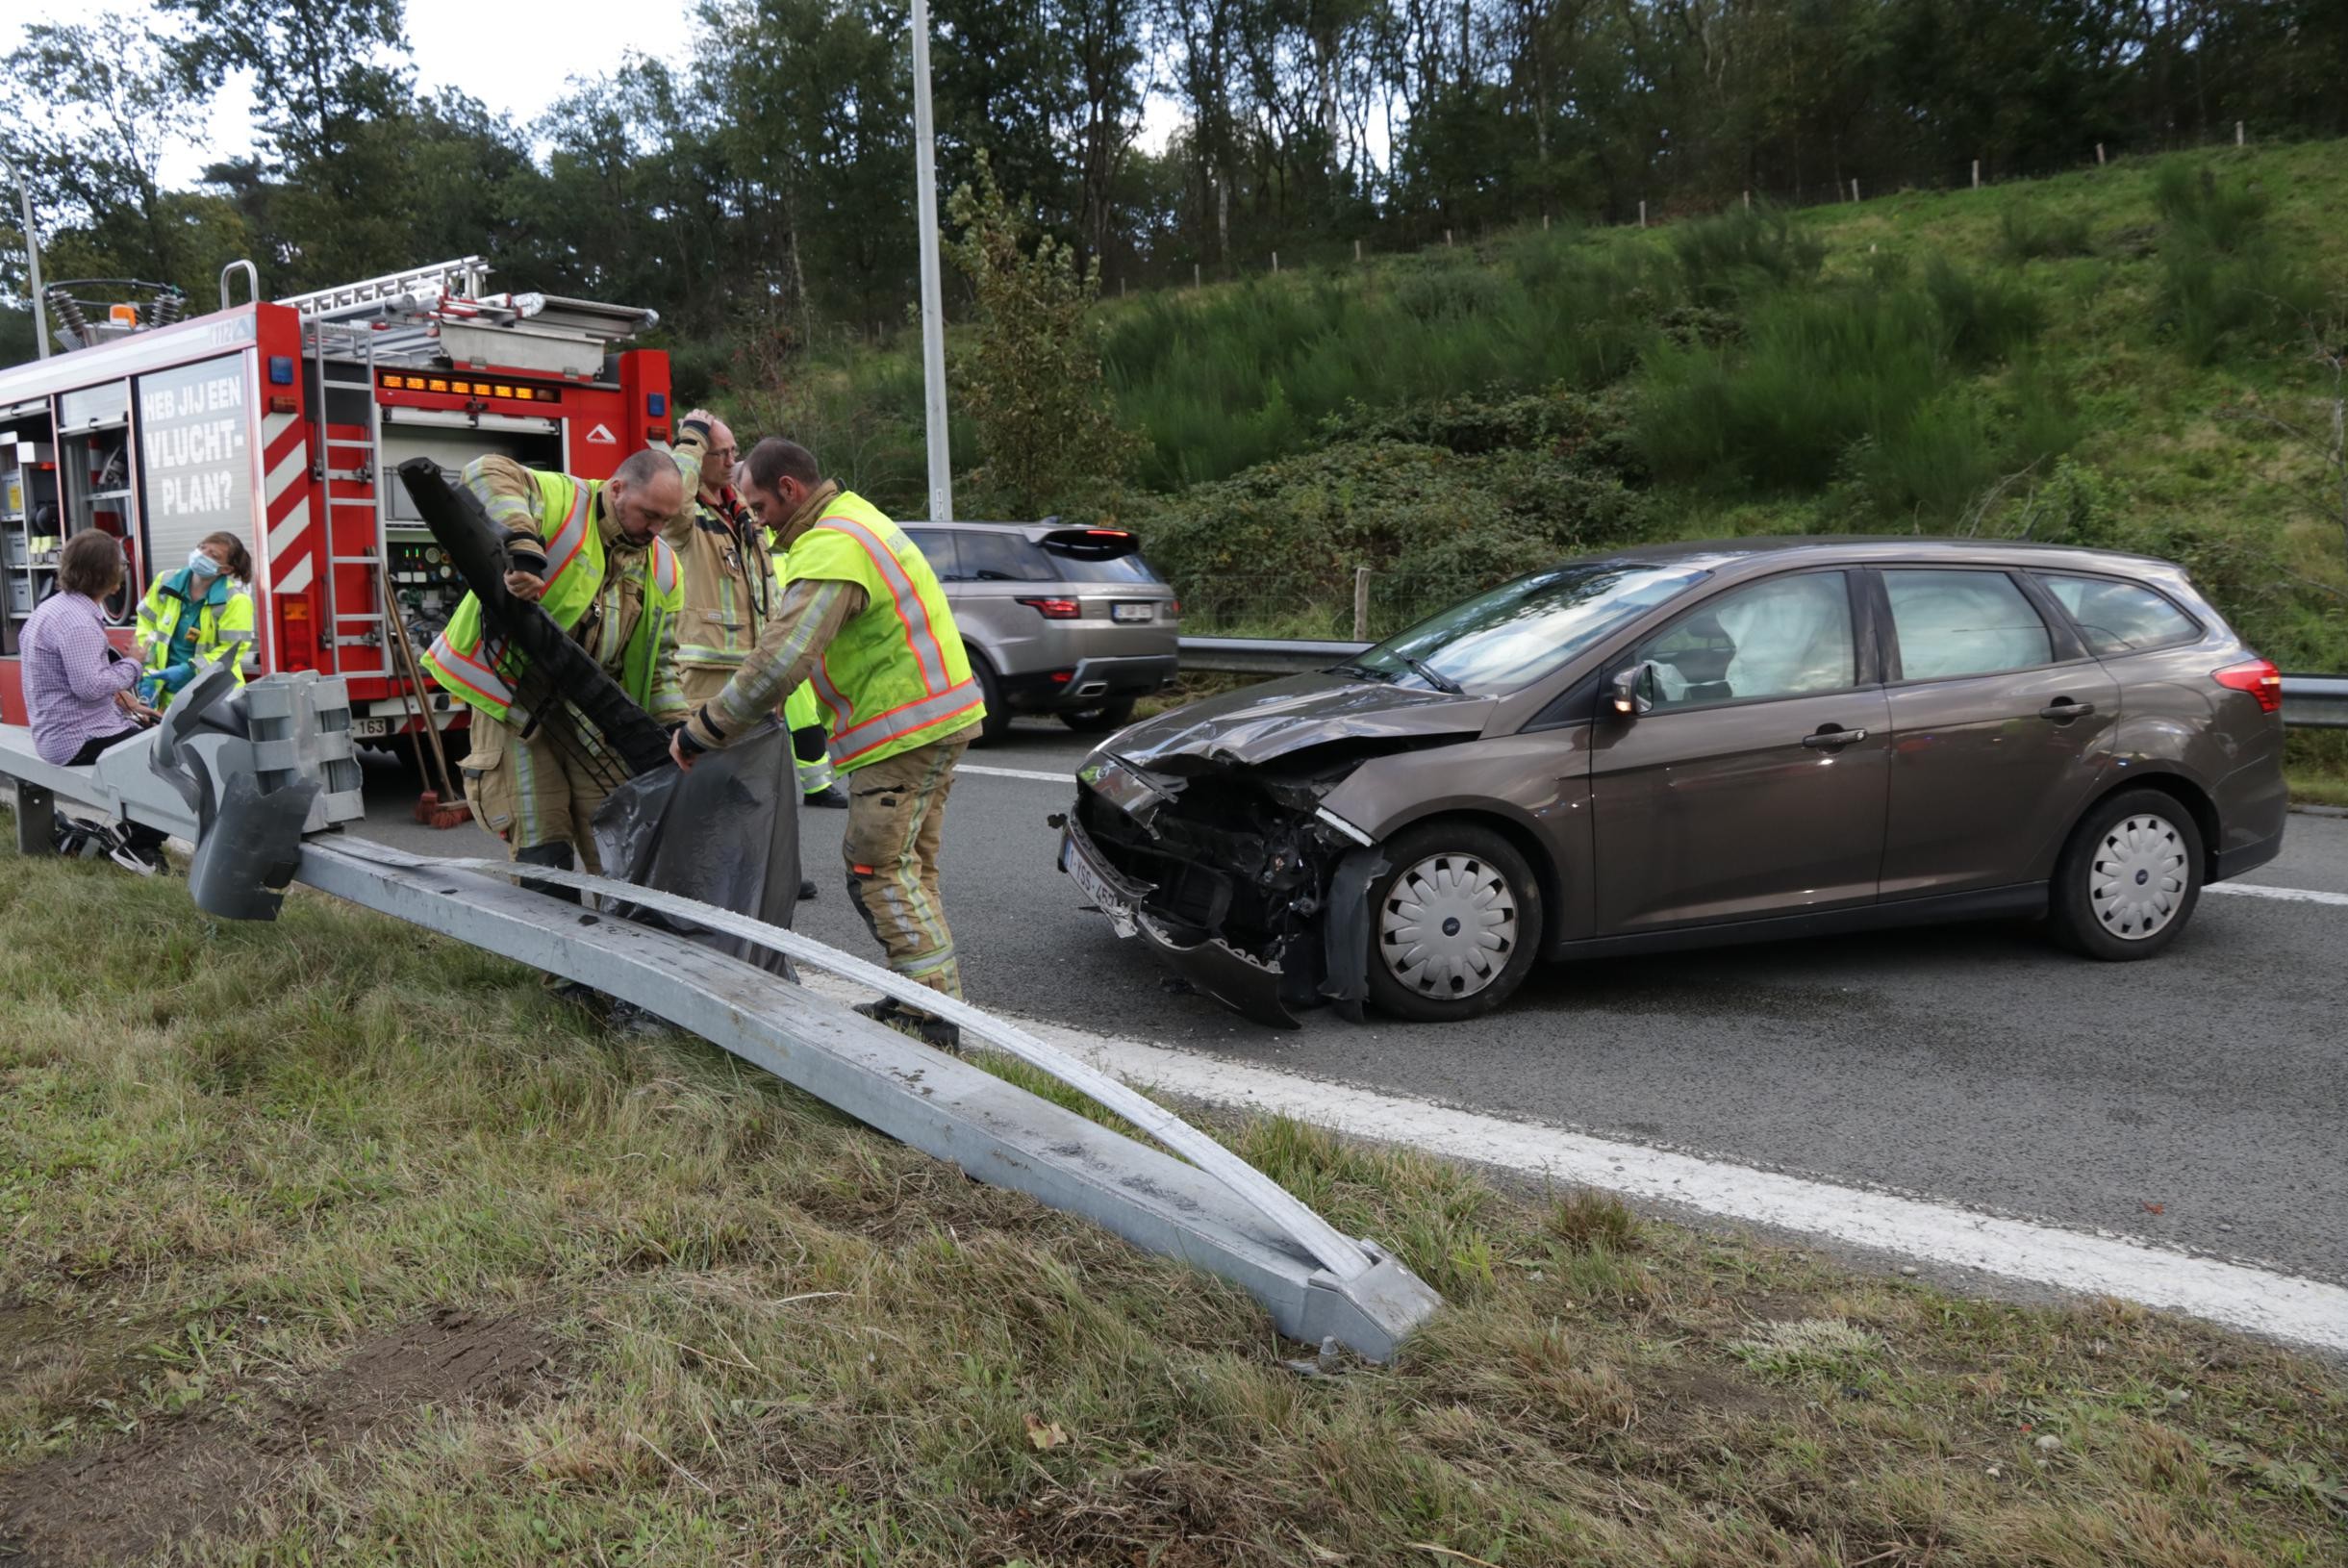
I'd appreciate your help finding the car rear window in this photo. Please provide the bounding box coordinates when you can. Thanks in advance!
[951,530,1056,582]
[1883,569,2055,680]
[905,530,960,578]
[2037,573,2202,656]
[1046,550,1162,584]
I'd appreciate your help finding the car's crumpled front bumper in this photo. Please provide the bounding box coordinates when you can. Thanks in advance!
[1056,771,1387,1029]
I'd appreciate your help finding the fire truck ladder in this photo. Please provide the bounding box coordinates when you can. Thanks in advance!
[300,317,391,678]
[0,672,1444,1362]
[277,256,659,376]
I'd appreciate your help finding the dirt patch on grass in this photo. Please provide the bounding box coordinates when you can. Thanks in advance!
[0,1307,553,1567]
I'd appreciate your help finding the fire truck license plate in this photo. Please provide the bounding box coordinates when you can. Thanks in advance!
[351,718,389,738]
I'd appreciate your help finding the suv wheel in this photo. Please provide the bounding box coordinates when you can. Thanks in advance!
[1364,822,1545,1024]
[2047,789,2204,961]
[1059,697,1136,735]
[970,657,1013,746]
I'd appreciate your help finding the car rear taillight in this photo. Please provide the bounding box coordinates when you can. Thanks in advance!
[1019,597,1082,620]
[2212,658,2282,714]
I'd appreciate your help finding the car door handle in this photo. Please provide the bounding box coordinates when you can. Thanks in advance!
[2038,699,2096,721]
[1800,725,1868,749]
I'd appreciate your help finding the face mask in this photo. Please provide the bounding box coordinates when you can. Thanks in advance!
[188,549,222,578]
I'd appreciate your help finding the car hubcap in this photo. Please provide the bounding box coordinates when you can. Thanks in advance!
[2090,813,2188,941]
[1379,853,1519,1000]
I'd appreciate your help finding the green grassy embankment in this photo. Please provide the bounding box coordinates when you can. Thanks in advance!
[780,141,2348,794]
[3,829,2346,1564]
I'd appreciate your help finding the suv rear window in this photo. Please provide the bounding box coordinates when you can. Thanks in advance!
[2037,573,2202,656]
[906,526,1165,585]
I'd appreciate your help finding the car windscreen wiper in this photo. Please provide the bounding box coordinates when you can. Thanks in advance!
[1331,660,1397,683]
[1396,653,1464,695]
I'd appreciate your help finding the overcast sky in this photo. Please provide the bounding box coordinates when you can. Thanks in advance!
[6,0,1180,191]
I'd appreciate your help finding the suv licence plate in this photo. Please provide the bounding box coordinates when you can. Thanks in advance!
[1110,602,1152,622]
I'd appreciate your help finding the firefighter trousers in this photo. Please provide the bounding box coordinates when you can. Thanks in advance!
[843,736,969,1004]
[460,713,616,874]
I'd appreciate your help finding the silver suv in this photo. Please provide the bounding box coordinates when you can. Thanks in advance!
[903,521,1179,744]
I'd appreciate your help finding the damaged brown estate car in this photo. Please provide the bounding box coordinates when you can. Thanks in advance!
[1055,539,2289,1026]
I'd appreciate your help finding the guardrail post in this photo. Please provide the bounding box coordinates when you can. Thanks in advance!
[10,780,55,855]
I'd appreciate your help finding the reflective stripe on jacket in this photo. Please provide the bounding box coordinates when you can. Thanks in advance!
[785,491,982,772]
[137,569,255,696]
[421,465,683,722]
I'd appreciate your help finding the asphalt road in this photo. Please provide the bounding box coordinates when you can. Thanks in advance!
[351,722,2348,1289]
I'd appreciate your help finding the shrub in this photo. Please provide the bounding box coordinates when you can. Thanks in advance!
[1669,206,1827,307]
[1132,417,1649,634]
[1104,246,1668,489]
[1997,205,2096,262]
[2153,160,2270,252]
[1926,256,2047,367]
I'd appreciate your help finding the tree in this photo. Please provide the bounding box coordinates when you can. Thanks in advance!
[945,154,1139,515]
[0,14,213,292]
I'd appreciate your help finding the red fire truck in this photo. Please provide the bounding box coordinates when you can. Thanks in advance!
[1,257,672,747]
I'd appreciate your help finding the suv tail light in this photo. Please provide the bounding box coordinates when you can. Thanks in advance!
[1018,596,1082,620]
[2212,658,2282,713]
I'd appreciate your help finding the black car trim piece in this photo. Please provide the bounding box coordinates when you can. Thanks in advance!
[1545,882,2048,961]
[2212,832,2285,882]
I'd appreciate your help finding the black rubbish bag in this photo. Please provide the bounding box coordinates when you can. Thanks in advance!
[591,718,801,978]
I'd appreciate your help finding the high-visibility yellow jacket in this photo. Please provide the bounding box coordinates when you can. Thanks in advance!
[786,492,982,771]
[136,568,254,702]
[421,460,685,724]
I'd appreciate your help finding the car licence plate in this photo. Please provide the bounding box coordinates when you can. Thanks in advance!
[1060,827,1138,938]
[1110,602,1152,622]
[351,717,389,738]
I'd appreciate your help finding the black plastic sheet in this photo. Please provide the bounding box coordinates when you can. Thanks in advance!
[591,718,801,976]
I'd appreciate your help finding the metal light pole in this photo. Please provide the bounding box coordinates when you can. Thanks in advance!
[6,159,49,360]
[910,0,953,522]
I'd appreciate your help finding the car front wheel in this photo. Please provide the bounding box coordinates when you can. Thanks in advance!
[1364,822,1545,1024]
[2047,788,2204,960]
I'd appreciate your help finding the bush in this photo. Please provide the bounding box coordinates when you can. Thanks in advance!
[1669,206,1827,307]
[1132,402,1649,634]
[1925,257,2047,367]
[1997,205,2096,262]
[2153,160,2270,252]
[1104,245,1668,489]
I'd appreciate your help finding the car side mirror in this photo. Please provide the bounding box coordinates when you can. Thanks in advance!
[1608,662,1657,718]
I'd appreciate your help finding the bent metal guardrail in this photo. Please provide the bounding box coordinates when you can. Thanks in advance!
[0,667,1441,1362]
[1177,639,2348,728]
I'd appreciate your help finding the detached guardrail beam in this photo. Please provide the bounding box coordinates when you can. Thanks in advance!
[0,676,1442,1363]
[1178,639,2348,729]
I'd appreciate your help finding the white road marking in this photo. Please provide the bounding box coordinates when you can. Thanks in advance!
[801,972,2348,1353]
[2206,881,2348,907]
[960,763,1075,784]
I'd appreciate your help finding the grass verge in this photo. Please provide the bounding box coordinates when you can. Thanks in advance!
[4,824,2345,1566]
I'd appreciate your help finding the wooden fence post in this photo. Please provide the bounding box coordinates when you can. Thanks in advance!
[1353,238,1362,261]
[1972,159,1982,190]
[1638,200,1647,228]
[1850,177,1860,202]
[1193,262,1200,289]
[2235,120,2245,146]
[1352,568,1371,643]
[1445,228,1453,246]
[1272,250,1279,273]
[1743,190,1752,211]
[2096,143,2106,165]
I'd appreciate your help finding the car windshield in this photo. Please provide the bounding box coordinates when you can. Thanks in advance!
[1345,564,1710,695]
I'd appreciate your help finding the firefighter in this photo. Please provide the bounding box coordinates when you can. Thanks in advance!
[422,448,687,890]
[134,531,255,707]
[724,451,847,812]
[671,436,984,1048]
